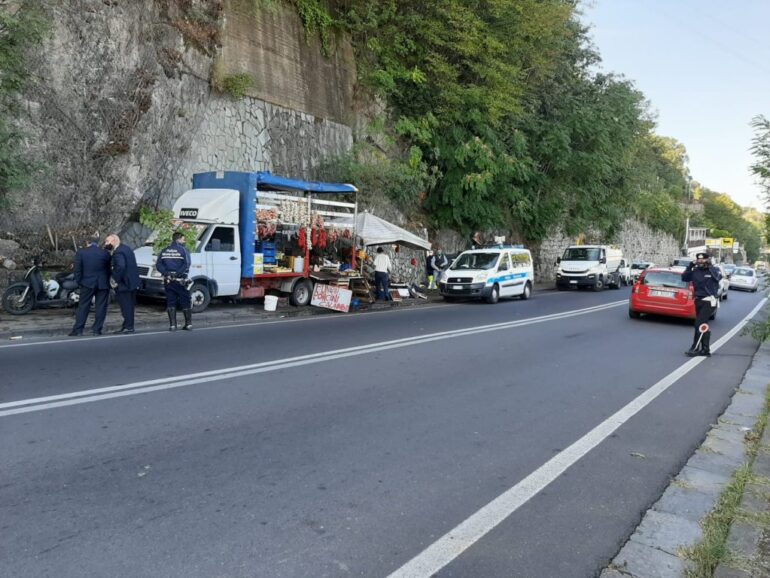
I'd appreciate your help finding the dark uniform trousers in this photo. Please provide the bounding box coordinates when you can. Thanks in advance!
[166,280,192,310]
[116,290,137,330]
[73,286,109,334]
[693,298,717,351]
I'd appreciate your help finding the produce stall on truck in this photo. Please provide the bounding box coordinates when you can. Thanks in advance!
[135,171,360,312]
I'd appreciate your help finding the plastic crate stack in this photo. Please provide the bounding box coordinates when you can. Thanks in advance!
[256,241,277,265]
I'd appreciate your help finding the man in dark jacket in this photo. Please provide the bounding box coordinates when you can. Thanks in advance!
[681,251,722,357]
[69,236,111,336]
[156,231,193,331]
[106,234,140,334]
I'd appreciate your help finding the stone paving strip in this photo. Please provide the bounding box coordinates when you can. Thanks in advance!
[601,341,770,578]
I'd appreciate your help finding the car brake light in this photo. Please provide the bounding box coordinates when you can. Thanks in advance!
[634,283,641,294]
[688,284,694,300]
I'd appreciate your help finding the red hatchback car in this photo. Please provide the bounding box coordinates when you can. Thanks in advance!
[629,267,696,320]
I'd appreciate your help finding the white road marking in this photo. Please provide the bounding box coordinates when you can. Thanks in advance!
[386,297,768,578]
[0,300,626,417]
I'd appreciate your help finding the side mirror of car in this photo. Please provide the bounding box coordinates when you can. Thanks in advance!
[556,257,561,264]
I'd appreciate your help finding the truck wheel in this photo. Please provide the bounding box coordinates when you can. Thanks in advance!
[290,279,313,306]
[520,282,532,300]
[485,284,500,304]
[2,283,34,315]
[612,273,621,289]
[190,283,211,313]
[593,277,604,292]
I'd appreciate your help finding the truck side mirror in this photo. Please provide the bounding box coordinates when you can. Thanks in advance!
[556,257,561,264]
[600,257,607,264]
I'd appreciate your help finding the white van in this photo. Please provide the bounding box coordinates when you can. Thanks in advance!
[555,245,624,291]
[438,246,534,304]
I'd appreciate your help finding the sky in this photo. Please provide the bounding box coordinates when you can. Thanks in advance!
[581,0,770,210]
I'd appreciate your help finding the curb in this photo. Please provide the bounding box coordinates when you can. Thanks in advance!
[601,341,770,578]
[0,296,448,340]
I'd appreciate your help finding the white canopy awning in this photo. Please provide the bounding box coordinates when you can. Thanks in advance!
[331,212,431,251]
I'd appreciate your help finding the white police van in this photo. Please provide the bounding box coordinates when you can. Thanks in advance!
[438,246,534,304]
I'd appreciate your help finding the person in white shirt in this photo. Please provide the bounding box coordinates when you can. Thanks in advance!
[374,246,392,300]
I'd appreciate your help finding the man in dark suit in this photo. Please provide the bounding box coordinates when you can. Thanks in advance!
[69,236,111,336]
[106,234,140,334]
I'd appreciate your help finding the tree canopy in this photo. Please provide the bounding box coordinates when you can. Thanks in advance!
[316,0,695,241]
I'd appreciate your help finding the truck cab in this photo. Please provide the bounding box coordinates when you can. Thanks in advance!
[555,245,624,291]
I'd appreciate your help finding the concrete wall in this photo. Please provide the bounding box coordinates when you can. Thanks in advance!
[3,0,355,241]
[534,220,681,283]
[219,0,356,124]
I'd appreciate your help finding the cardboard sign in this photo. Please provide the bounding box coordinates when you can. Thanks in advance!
[311,283,353,312]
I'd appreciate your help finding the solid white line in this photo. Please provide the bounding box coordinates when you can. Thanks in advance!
[386,297,768,578]
[0,300,626,417]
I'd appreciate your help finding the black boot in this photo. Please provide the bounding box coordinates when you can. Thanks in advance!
[701,332,711,356]
[167,308,177,331]
[182,309,192,331]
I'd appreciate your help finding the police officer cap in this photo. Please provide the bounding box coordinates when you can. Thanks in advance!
[695,251,710,259]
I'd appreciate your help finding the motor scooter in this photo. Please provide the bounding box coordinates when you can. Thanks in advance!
[2,254,80,315]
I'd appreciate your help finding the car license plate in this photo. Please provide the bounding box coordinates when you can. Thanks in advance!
[453,285,463,290]
[651,290,675,298]
[570,280,578,284]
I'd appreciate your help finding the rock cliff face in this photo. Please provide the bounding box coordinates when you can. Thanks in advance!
[1,0,680,288]
[4,0,355,240]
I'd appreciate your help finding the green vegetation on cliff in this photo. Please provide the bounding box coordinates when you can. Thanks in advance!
[280,0,757,245]
[0,1,49,208]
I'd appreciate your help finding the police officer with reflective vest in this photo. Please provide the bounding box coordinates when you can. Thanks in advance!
[156,231,193,331]
[681,251,722,357]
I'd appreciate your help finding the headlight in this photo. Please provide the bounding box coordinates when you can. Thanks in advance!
[473,272,489,283]
[150,268,163,278]
[556,272,562,278]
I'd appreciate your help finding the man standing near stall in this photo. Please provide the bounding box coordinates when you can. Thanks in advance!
[69,235,111,336]
[374,246,392,301]
[156,232,193,331]
[682,251,722,357]
[105,234,140,334]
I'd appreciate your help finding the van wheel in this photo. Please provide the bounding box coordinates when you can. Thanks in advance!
[289,279,313,306]
[520,282,532,300]
[485,284,500,304]
[593,277,604,292]
[190,283,211,313]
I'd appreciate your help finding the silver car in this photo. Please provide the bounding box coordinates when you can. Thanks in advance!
[729,267,759,292]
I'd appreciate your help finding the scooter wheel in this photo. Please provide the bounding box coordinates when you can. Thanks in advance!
[2,283,35,315]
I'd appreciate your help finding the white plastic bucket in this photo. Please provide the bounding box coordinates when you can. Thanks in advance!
[294,257,305,273]
[264,295,278,311]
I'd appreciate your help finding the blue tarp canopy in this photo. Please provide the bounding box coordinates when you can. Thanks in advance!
[256,171,357,194]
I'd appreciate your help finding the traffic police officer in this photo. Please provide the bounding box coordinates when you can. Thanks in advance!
[156,231,193,331]
[681,251,722,356]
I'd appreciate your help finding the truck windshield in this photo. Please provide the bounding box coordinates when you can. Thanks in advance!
[563,248,600,261]
[450,253,500,270]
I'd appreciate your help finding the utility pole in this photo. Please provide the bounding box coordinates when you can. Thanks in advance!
[682,174,692,255]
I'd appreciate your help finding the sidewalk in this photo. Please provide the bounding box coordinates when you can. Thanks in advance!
[602,342,770,578]
[0,281,558,340]
[0,291,448,340]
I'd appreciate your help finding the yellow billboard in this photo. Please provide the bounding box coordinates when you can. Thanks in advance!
[721,237,734,248]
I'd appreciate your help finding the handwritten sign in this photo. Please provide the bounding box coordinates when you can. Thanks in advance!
[311,284,353,312]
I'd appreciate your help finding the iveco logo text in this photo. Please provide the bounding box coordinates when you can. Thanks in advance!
[179,208,198,219]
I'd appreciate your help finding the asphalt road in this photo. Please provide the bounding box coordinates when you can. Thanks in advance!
[1,286,766,577]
